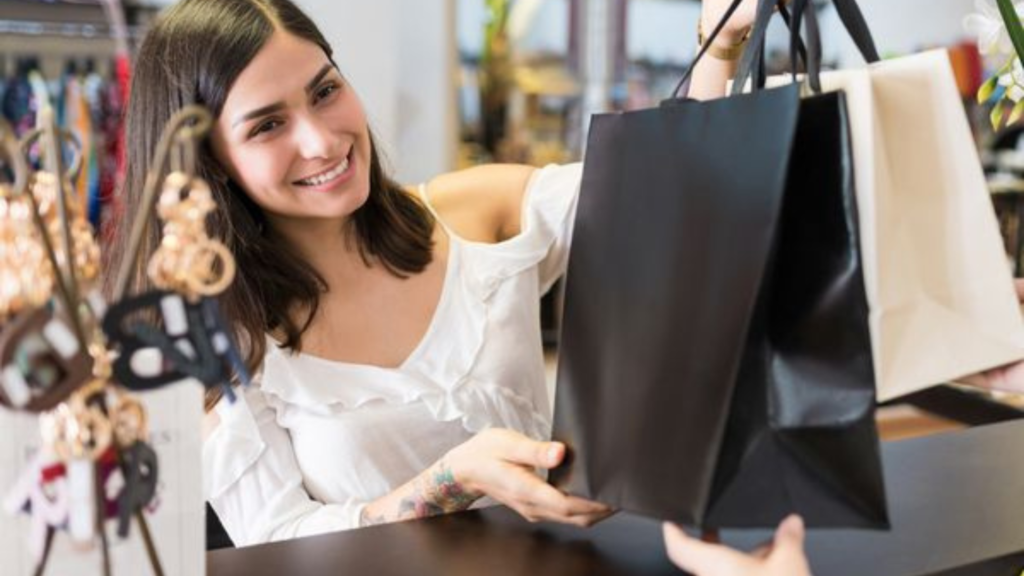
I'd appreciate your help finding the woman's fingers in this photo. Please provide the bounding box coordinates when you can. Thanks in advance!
[452,429,614,527]
[566,502,617,527]
[484,428,565,469]
[501,466,608,513]
[486,464,612,524]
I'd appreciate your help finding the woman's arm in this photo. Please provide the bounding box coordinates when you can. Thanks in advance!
[689,0,761,101]
[359,428,612,527]
[210,387,609,545]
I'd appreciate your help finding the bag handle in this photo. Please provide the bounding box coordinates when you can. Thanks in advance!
[732,0,824,96]
[789,0,823,92]
[733,0,782,95]
[672,0,874,100]
[778,3,810,80]
[831,0,880,63]
[672,0,747,98]
[747,2,813,93]
[672,0,808,99]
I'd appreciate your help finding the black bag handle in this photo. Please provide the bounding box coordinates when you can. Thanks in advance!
[831,0,880,63]
[790,0,823,92]
[733,0,823,96]
[672,0,747,98]
[672,0,874,100]
[673,0,808,99]
[749,2,812,92]
[778,3,810,80]
[732,0,789,95]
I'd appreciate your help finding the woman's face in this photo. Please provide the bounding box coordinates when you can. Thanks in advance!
[212,30,372,230]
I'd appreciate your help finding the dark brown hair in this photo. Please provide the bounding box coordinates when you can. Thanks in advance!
[104,0,434,409]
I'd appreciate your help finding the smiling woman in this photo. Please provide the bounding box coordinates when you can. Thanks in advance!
[210,36,374,243]
[102,0,758,551]
[107,0,435,384]
[104,0,619,547]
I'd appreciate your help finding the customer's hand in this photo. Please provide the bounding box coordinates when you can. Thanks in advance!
[446,428,614,527]
[663,515,812,576]
[960,279,1024,393]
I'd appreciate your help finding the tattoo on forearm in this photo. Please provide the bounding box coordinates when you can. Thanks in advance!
[359,459,480,528]
[398,460,480,520]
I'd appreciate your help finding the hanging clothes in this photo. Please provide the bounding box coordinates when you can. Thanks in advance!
[0,0,135,234]
[2,60,126,230]
[27,70,51,122]
[63,74,94,215]
[84,71,106,227]
[2,63,35,137]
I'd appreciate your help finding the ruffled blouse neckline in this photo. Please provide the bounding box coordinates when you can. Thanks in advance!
[270,231,459,375]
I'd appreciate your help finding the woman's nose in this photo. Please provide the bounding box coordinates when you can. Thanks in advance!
[295,115,335,160]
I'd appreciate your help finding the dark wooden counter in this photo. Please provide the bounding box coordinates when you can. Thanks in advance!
[209,420,1024,576]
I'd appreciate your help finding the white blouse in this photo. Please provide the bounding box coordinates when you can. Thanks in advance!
[203,163,583,546]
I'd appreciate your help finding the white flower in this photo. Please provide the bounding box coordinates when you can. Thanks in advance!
[965,0,1024,55]
[999,57,1024,101]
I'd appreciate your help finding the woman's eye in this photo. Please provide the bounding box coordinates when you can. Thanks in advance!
[250,119,283,138]
[314,82,340,103]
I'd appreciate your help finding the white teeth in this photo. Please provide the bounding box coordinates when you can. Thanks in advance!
[298,157,349,186]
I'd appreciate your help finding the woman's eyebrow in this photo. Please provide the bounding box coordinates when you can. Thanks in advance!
[304,64,334,93]
[232,102,285,129]
[231,64,336,129]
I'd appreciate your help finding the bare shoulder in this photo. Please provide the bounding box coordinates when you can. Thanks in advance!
[424,164,536,243]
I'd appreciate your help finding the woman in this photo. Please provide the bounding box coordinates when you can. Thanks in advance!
[107,0,758,546]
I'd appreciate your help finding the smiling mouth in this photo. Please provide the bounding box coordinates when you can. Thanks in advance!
[293,150,352,187]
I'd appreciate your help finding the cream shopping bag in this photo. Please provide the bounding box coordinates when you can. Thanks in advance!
[0,384,204,576]
[769,49,1024,401]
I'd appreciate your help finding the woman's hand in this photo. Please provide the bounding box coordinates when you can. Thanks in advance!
[700,0,760,44]
[663,515,813,576]
[689,0,764,100]
[446,428,614,527]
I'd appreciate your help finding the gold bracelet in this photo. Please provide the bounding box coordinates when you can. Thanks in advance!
[697,21,751,61]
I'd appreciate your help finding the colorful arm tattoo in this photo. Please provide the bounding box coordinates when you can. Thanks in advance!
[398,460,480,518]
[358,459,481,528]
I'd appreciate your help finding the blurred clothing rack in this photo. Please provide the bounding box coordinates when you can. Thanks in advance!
[0,19,142,40]
[0,0,150,40]
[0,0,147,230]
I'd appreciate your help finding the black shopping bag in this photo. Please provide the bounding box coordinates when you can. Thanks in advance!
[549,0,888,530]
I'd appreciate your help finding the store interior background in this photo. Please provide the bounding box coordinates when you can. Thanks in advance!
[0,0,1010,439]
[0,0,984,185]
[310,0,981,185]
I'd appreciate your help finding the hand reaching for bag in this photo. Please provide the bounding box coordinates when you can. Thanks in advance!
[962,279,1024,393]
[446,428,614,527]
[663,515,813,576]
